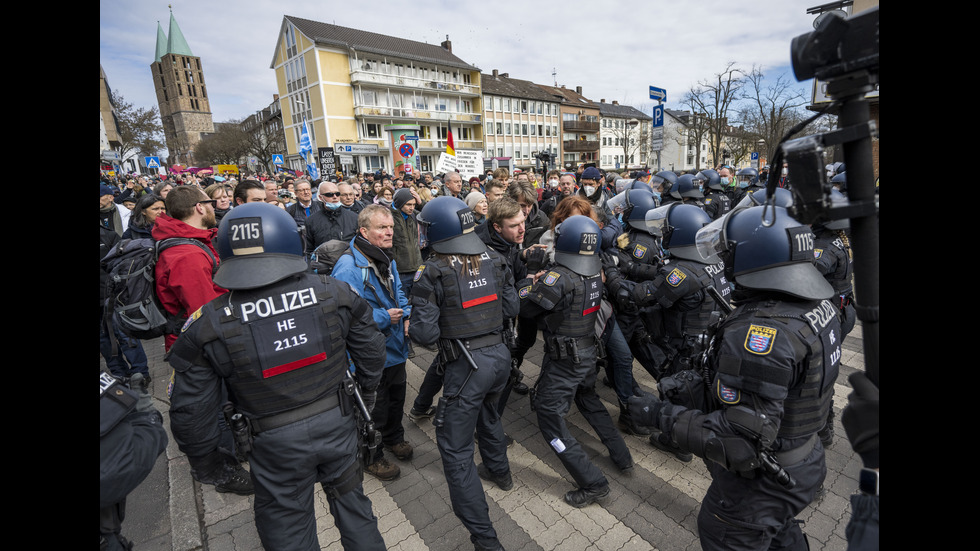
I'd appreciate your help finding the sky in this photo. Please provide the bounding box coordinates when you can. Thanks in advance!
[100,0,822,125]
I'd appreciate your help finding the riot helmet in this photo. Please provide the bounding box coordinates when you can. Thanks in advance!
[652,170,678,191]
[695,169,722,191]
[416,196,486,255]
[813,189,850,231]
[736,167,759,188]
[623,188,660,233]
[669,173,705,200]
[553,215,602,276]
[214,202,309,290]
[696,206,833,300]
[737,187,795,209]
[648,203,715,261]
[831,172,847,193]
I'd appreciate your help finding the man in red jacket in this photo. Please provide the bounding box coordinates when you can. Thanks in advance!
[154,185,253,495]
[153,186,227,352]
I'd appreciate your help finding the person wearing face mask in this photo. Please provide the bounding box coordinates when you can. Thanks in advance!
[304,181,359,254]
[575,167,622,251]
[718,166,736,202]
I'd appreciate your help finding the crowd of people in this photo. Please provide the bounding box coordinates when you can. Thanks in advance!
[100,162,876,551]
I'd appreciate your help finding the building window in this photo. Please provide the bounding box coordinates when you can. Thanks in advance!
[364,123,381,138]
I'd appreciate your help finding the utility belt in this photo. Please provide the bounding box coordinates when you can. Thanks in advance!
[437,333,502,365]
[545,334,597,364]
[247,388,346,435]
[838,291,854,312]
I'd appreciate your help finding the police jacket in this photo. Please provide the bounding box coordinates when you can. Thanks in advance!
[331,240,411,368]
[520,264,602,340]
[304,206,358,254]
[813,231,853,296]
[409,249,519,346]
[167,272,386,459]
[660,294,842,463]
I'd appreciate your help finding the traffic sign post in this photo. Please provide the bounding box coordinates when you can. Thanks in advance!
[649,86,667,102]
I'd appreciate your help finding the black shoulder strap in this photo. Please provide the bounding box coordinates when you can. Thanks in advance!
[156,238,218,275]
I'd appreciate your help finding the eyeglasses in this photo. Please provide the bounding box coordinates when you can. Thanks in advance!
[320,192,340,198]
[197,200,217,207]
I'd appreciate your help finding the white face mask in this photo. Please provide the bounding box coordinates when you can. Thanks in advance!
[549,179,559,188]
[584,186,596,196]
[430,188,439,196]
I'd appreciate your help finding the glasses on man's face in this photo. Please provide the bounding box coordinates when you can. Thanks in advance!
[320,192,340,198]
[198,200,217,207]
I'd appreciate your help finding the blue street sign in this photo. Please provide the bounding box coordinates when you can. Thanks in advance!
[652,106,664,128]
[272,154,285,165]
[144,156,160,168]
[751,152,759,160]
[649,86,667,102]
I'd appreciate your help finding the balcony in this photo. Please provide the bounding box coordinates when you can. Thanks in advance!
[349,70,480,97]
[563,120,600,133]
[563,140,599,152]
[355,106,481,123]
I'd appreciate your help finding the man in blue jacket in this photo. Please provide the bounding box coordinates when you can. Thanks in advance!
[332,204,413,481]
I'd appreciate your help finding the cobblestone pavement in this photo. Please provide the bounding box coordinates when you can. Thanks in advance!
[114,324,865,551]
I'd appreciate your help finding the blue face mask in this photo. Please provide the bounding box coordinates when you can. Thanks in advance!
[720,177,731,186]
[323,200,342,210]
[738,180,750,189]
[651,191,661,201]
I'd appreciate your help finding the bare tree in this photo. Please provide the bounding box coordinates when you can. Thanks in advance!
[113,94,165,159]
[683,62,744,168]
[608,120,649,169]
[193,121,251,166]
[739,66,810,164]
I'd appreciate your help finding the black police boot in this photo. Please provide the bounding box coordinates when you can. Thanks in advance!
[564,484,610,508]
[477,464,513,491]
[649,432,693,463]
[617,401,652,436]
[215,463,255,495]
[473,537,505,551]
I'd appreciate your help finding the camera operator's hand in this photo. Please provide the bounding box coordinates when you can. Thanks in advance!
[841,372,879,469]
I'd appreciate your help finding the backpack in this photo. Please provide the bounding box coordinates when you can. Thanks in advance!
[101,237,217,340]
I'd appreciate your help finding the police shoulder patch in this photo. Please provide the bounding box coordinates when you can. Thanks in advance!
[715,380,740,405]
[632,244,647,259]
[413,265,426,282]
[181,307,203,332]
[813,248,824,259]
[744,324,777,355]
[544,271,561,286]
[666,268,686,287]
[519,285,532,298]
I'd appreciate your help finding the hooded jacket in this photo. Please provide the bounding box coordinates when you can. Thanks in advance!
[152,214,226,351]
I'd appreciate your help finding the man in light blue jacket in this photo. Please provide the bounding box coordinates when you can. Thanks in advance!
[332,204,413,481]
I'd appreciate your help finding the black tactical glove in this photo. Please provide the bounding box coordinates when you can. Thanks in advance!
[628,394,666,428]
[841,372,879,469]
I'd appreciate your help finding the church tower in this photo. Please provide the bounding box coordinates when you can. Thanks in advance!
[150,9,214,166]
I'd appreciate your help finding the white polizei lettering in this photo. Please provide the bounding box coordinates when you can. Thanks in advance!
[240,287,318,322]
[705,263,725,276]
[804,300,838,332]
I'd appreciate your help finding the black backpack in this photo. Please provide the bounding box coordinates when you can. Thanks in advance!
[102,237,217,340]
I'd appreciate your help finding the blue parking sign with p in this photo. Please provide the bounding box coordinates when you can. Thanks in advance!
[652,106,664,128]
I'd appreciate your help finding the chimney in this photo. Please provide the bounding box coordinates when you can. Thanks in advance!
[576,86,582,95]
[441,35,452,52]
[501,73,509,78]
[273,94,279,101]
[600,99,605,103]
[492,69,498,77]
[612,100,619,105]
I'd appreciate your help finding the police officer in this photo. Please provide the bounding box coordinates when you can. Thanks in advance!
[630,206,842,551]
[167,203,387,551]
[609,203,730,461]
[666,173,706,209]
[696,169,732,220]
[100,372,167,550]
[521,215,617,508]
[732,167,764,205]
[409,196,517,551]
